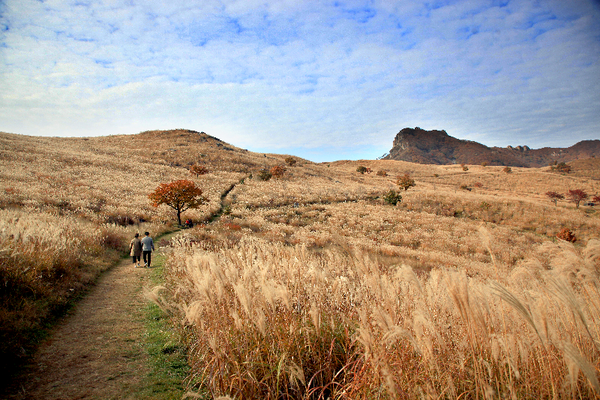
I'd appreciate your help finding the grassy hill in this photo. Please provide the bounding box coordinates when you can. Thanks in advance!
[1,129,600,398]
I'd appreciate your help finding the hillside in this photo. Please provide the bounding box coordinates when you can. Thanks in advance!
[2,129,600,398]
[384,127,600,167]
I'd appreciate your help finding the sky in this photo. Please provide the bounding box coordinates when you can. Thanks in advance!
[1,0,599,162]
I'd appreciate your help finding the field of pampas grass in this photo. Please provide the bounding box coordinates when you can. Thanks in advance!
[0,209,132,368]
[0,130,247,375]
[164,234,600,399]
[157,149,600,399]
[1,129,599,398]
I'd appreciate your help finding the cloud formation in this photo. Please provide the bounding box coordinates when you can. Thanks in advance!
[1,0,599,161]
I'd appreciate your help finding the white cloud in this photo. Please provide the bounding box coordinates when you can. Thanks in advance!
[1,0,599,161]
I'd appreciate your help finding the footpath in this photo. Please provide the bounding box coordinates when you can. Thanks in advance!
[7,230,185,400]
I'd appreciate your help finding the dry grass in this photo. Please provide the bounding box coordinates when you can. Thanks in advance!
[2,130,599,398]
[0,130,248,376]
[0,209,127,370]
[160,158,599,398]
[163,235,600,399]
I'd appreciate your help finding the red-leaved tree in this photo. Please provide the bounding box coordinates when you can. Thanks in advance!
[397,174,416,191]
[149,180,207,225]
[566,189,588,209]
[545,191,564,206]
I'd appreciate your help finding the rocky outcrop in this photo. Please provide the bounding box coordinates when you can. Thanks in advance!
[384,127,600,167]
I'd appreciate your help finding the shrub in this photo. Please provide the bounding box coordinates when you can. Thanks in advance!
[104,213,136,226]
[376,170,387,177]
[383,190,402,206]
[284,157,297,166]
[257,169,272,181]
[356,166,368,174]
[503,166,512,174]
[189,164,209,177]
[397,173,416,191]
[461,164,468,171]
[223,222,242,231]
[270,165,286,179]
[551,162,571,173]
[460,184,471,191]
[556,227,576,242]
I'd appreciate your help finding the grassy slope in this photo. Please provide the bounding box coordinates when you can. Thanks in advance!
[0,129,599,396]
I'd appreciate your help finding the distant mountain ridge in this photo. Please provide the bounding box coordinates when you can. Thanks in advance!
[383,127,600,167]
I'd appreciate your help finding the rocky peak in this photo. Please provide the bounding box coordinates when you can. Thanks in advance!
[384,127,600,167]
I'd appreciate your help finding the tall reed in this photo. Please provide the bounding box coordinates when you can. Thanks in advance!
[163,235,600,399]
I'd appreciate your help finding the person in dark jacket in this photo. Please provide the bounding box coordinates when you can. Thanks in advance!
[141,231,155,268]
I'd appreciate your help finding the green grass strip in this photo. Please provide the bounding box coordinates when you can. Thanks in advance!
[137,244,190,400]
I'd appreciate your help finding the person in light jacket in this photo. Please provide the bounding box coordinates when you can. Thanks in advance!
[129,233,142,268]
[141,231,155,268]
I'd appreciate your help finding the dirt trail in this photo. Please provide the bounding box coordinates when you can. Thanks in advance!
[8,247,166,400]
[7,181,244,400]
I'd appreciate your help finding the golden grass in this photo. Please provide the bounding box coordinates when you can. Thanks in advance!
[1,129,599,397]
[163,235,600,399]
[0,130,248,375]
[0,209,129,367]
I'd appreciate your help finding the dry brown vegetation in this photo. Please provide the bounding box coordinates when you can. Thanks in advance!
[1,129,600,398]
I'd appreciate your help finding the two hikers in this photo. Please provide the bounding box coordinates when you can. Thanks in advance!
[129,231,154,268]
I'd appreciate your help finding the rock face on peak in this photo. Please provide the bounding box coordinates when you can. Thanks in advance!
[384,127,600,167]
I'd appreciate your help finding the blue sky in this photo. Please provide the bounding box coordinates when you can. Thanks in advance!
[1,0,599,162]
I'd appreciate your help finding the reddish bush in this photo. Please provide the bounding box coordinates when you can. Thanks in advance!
[223,223,242,231]
[556,228,576,243]
[270,165,287,179]
[397,174,416,191]
[189,164,209,177]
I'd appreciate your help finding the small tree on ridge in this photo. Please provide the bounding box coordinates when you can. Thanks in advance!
[149,180,207,225]
[566,189,588,209]
[545,191,564,206]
